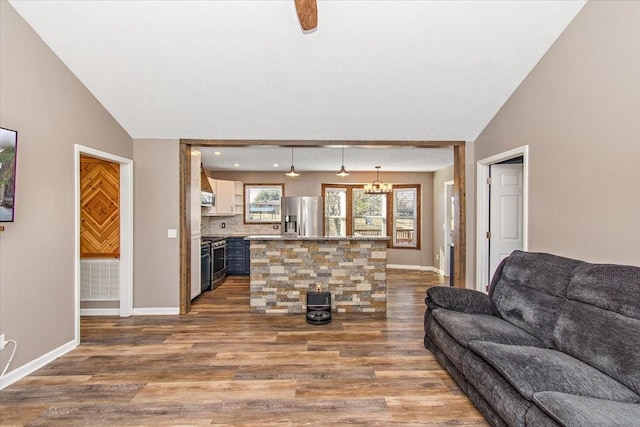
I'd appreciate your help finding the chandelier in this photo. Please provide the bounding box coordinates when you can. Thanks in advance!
[364,166,392,194]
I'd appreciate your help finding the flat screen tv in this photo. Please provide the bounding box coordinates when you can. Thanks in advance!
[0,127,18,222]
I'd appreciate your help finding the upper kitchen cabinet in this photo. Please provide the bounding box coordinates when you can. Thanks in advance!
[202,178,243,216]
[214,179,234,214]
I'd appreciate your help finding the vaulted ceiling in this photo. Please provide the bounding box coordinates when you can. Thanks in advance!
[9,0,585,170]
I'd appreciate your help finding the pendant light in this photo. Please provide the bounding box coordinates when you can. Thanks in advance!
[285,147,300,177]
[336,147,350,177]
[364,166,392,194]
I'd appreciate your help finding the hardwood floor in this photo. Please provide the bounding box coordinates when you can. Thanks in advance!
[0,270,488,426]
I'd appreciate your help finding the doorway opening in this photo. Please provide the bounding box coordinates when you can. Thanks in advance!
[476,146,528,292]
[74,145,133,345]
[179,140,468,314]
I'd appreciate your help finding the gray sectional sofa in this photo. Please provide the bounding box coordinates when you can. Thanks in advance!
[423,250,640,426]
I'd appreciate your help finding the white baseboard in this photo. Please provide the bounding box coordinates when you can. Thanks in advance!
[387,264,442,274]
[133,307,180,315]
[0,339,77,390]
[81,308,179,316]
[80,308,121,316]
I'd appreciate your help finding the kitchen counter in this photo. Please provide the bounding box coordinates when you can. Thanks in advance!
[249,237,388,314]
[203,234,251,239]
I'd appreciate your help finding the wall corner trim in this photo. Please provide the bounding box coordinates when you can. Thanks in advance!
[0,339,77,390]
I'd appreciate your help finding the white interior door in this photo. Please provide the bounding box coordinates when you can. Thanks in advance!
[489,163,524,280]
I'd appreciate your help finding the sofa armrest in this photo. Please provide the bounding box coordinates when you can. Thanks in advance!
[426,286,495,315]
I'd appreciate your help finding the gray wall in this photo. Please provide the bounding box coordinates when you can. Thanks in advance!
[132,139,181,309]
[473,0,640,267]
[432,165,454,274]
[208,170,436,268]
[0,2,132,375]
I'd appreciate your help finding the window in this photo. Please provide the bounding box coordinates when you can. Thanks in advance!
[323,183,420,248]
[352,189,386,237]
[244,184,283,224]
[324,186,347,236]
[392,185,420,248]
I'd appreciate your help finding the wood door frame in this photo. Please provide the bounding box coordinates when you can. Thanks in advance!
[476,145,529,293]
[179,140,467,314]
[74,145,134,344]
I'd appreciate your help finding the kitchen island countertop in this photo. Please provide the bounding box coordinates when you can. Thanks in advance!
[245,235,390,241]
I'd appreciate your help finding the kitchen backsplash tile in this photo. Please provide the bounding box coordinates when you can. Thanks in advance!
[202,215,280,236]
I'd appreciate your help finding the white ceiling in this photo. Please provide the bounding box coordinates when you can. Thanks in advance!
[198,145,453,172]
[9,0,585,171]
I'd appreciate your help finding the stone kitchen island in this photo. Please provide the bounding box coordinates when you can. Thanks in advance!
[246,236,389,314]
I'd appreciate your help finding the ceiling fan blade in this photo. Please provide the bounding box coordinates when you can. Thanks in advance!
[294,0,318,31]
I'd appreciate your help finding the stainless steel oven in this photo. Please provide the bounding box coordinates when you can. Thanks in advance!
[211,239,227,289]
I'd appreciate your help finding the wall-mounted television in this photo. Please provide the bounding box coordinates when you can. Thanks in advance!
[0,127,18,222]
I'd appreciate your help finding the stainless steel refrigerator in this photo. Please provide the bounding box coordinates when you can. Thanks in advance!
[281,196,323,237]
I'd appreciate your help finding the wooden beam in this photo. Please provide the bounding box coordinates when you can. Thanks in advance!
[294,0,318,31]
[180,139,465,148]
[453,145,466,288]
[179,143,191,315]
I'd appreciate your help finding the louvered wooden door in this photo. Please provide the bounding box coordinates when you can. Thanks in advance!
[80,155,120,258]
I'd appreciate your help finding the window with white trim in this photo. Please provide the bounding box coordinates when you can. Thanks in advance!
[244,184,283,223]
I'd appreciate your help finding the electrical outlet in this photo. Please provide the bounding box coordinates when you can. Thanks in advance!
[0,333,6,351]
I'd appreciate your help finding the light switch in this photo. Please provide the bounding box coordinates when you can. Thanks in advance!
[167,229,177,238]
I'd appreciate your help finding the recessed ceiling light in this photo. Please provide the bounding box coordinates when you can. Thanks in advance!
[234,163,240,167]
[214,151,221,156]
[273,163,279,167]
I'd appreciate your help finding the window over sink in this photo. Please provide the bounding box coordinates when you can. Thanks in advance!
[244,183,284,224]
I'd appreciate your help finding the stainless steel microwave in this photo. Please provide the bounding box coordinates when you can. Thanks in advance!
[201,192,215,207]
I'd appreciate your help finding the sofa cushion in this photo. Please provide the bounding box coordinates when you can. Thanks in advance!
[489,250,583,346]
[463,349,533,427]
[533,391,640,427]
[553,263,640,396]
[524,404,563,427]
[426,311,473,373]
[431,309,545,348]
[467,384,509,427]
[468,341,640,403]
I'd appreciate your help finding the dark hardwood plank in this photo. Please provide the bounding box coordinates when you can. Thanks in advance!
[0,270,488,426]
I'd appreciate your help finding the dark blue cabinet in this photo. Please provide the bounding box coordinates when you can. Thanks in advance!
[227,237,250,275]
